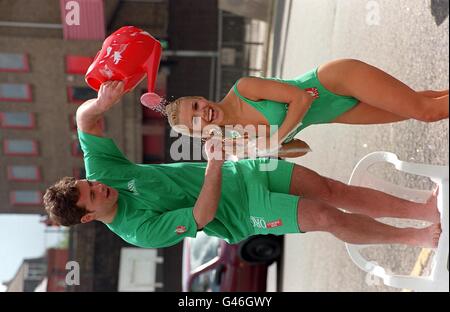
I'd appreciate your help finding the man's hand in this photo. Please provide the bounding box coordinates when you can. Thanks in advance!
[76,81,125,136]
[96,81,125,113]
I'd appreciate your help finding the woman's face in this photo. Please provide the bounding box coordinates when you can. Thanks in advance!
[177,97,224,135]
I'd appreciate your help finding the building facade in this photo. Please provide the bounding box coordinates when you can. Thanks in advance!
[0,0,168,214]
[1,0,271,292]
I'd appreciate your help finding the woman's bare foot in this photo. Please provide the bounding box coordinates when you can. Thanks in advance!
[423,186,441,223]
[414,223,442,248]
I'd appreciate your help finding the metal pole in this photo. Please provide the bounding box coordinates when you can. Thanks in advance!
[163,50,218,58]
[0,21,62,29]
[215,10,223,102]
[209,57,216,101]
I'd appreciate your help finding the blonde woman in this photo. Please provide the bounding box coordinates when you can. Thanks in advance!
[162,59,448,158]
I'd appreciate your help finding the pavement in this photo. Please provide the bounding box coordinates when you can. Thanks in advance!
[267,0,449,291]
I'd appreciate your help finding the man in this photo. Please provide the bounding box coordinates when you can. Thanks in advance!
[44,81,441,248]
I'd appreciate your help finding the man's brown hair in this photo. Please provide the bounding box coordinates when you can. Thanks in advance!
[43,177,87,226]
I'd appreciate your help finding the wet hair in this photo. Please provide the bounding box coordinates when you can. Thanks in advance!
[165,96,198,137]
[43,177,88,226]
[165,96,226,140]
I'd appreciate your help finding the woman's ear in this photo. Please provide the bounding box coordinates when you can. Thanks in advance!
[80,212,96,224]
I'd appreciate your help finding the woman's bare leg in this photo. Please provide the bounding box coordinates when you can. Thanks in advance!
[333,89,449,124]
[318,59,449,122]
[289,165,440,223]
[298,199,441,247]
[332,101,408,124]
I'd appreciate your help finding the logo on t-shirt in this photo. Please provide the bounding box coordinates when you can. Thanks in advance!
[127,179,140,195]
[175,226,187,235]
[250,216,266,229]
[305,87,319,99]
[250,216,283,229]
[266,219,283,228]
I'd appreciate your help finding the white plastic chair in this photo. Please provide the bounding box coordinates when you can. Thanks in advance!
[345,151,449,292]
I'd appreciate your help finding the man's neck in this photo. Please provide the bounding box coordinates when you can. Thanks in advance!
[98,202,119,224]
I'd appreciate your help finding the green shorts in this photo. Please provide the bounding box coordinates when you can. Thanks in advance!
[235,158,304,236]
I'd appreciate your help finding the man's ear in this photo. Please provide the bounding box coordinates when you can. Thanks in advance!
[80,212,96,224]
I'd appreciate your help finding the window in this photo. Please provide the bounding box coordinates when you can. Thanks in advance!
[143,132,165,163]
[10,190,42,206]
[190,268,221,292]
[0,83,32,102]
[188,232,221,292]
[69,114,77,131]
[3,139,39,156]
[0,53,29,72]
[72,140,83,157]
[7,165,41,181]
[67,86,97,103]
[66,55,94,74]
[73,167,86,179]
[0,112,35,129]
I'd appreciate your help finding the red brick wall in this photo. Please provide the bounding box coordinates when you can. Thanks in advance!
[46,248,69,292]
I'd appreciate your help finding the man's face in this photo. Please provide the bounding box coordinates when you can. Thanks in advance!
[177,97,224,135]
[75,179,119,223]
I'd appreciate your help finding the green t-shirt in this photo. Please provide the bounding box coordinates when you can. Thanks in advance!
[78,130,255,248]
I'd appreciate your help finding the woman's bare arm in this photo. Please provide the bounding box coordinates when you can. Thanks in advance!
[236,77,314,145]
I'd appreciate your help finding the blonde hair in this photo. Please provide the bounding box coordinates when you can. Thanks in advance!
[165,96,196,137]
[165,97,262,158]
[166,96,223,139]
[166,97,189,136]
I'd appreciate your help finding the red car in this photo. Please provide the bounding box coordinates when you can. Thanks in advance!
[182,232,283,292]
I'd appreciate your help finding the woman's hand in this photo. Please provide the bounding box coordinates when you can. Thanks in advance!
[204,137,226,166]
[222,137,251,160]
[274,94,313,144]
[220,136,282,159]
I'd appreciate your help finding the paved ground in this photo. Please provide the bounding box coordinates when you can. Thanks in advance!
[269,0,449,291]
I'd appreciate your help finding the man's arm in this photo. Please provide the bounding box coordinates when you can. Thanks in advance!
[193,138,225,229]
[76,81,125,136]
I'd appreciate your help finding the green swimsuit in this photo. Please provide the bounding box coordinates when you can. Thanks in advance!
[232,67,359,143]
